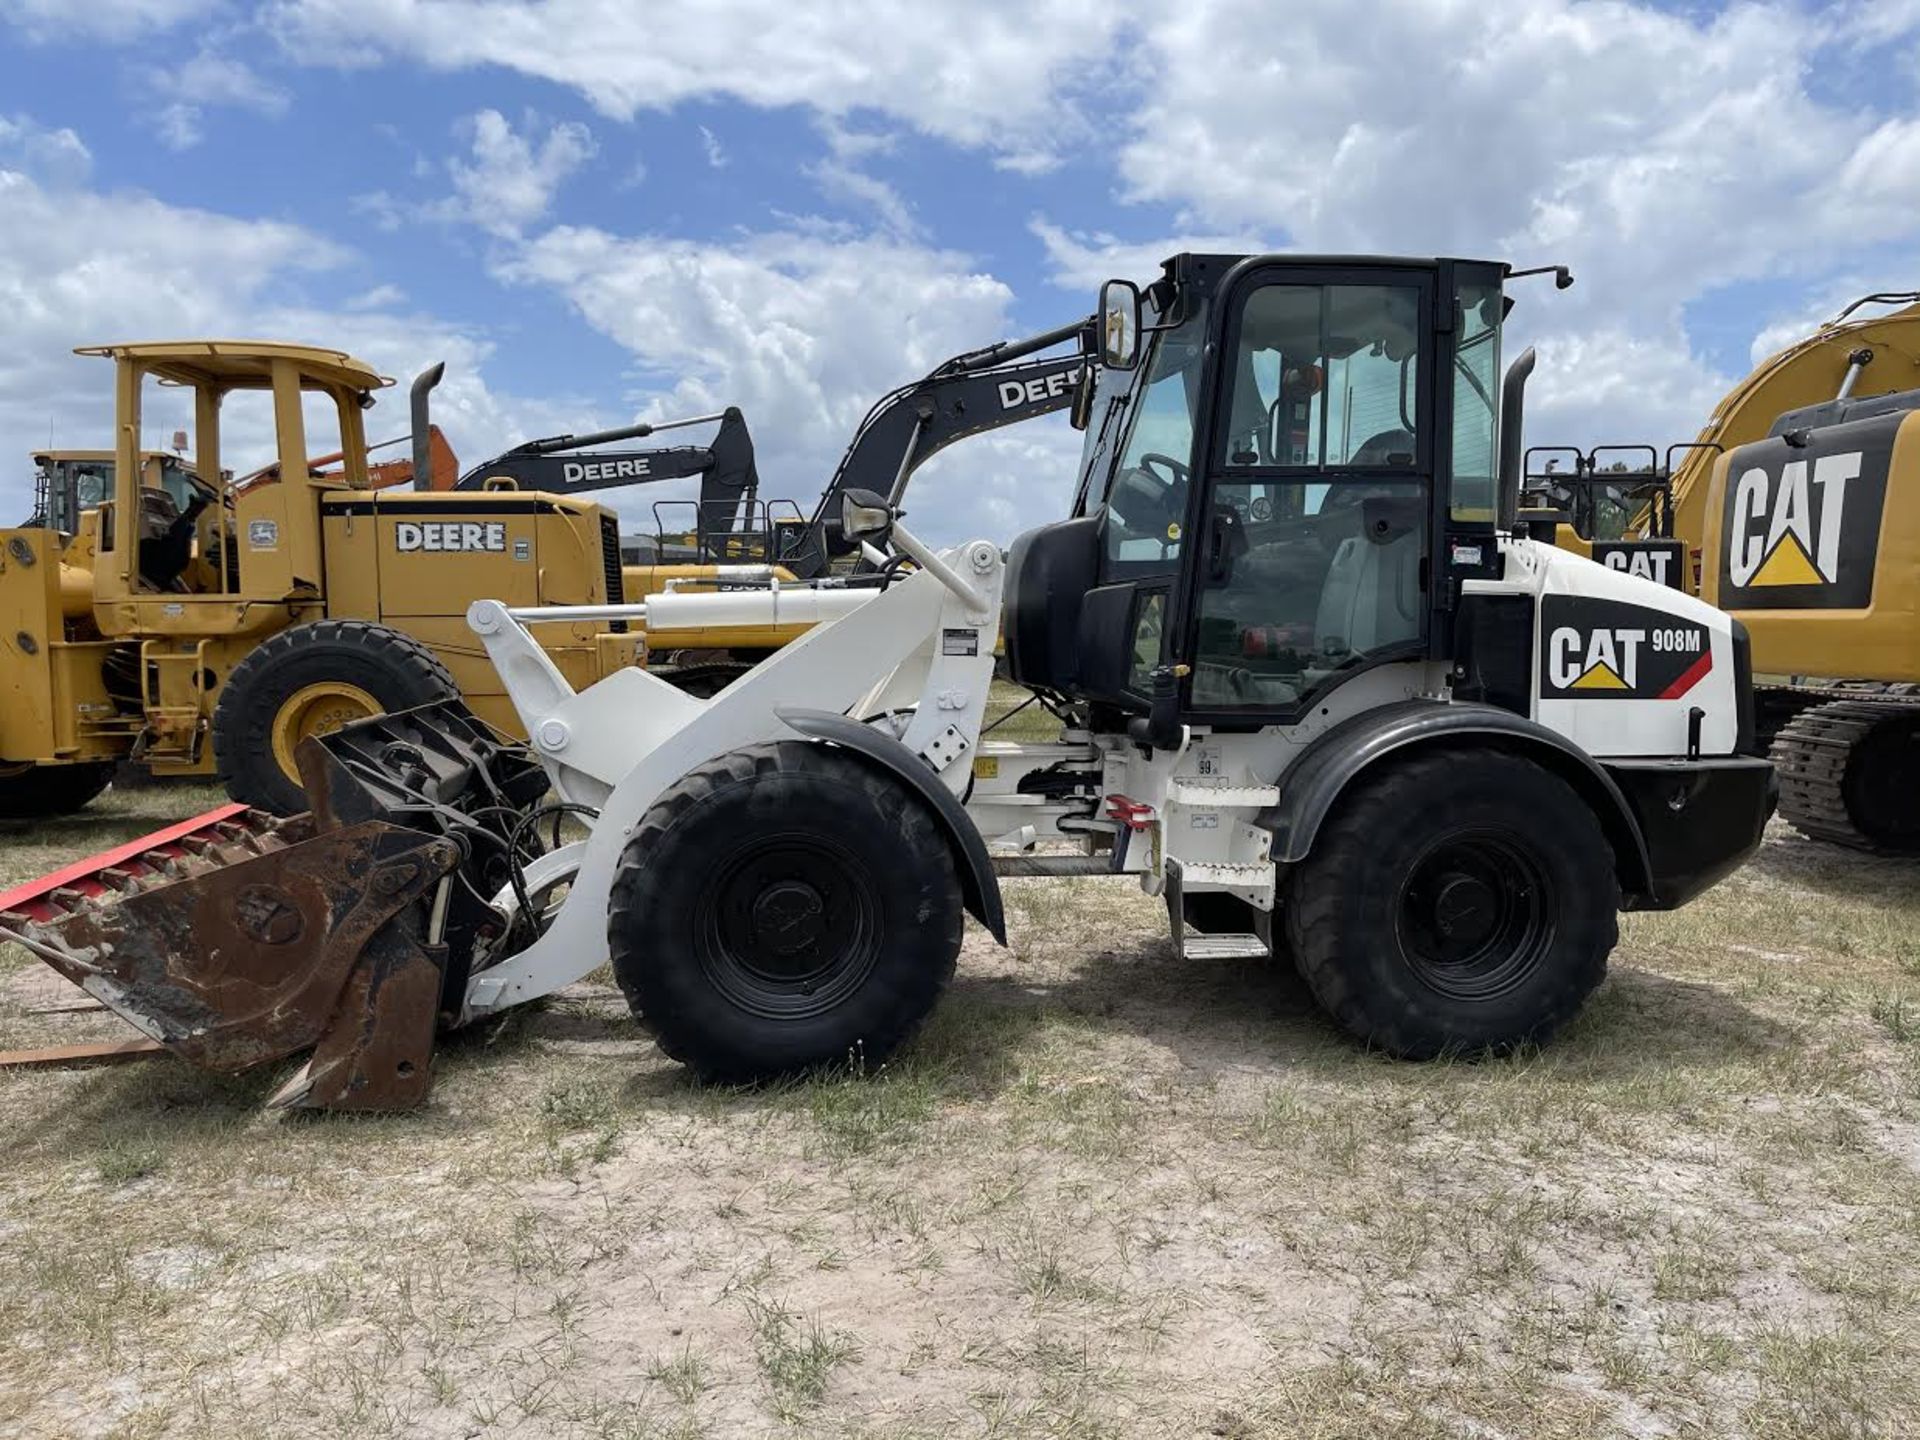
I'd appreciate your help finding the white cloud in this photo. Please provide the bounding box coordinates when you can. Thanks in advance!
[357,111,595,236]
[1031,219,1272,292]
[156,103,205,152]
[176,49,288,111]
[345,282,406,310]
[448,108,595,234]
[0,113,91,185]
[1104,0,1920,452]
[698,124,727,170]
[806,120,915,237]
[493,222,1080,543]
[0,156,587,516]
[265,0,1123,167]
[1825,117,1920,236]
[150,51,287,151]
[0,0,217,40]
[0,167,335,503]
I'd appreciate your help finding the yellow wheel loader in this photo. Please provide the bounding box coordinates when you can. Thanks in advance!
[0,341,642,817]
[1529,292,1920,851]
[0,253,1771,1111]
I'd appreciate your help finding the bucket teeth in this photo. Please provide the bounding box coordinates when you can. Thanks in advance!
[0,698,546,1112]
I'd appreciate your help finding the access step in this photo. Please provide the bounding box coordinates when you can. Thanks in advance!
[1178,929,1271,960]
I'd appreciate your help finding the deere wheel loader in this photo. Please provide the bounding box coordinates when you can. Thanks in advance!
[0,253,1774,1110]
[1532,292,1920,851]
[0,341,646,818]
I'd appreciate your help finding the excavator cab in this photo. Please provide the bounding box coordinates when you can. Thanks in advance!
[29,450,206,540]
[1520,443,1695,590]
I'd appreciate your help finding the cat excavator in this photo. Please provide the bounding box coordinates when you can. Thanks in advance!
[1528,293,1920,852]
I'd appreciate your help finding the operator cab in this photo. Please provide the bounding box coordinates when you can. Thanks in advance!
[1006,252,1514,730]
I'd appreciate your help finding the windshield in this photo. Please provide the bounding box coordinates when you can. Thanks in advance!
[1090,293,1208,570]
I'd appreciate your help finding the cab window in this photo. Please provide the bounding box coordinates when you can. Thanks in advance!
[1450,278,1502,521]
[1220,285,1421,470]
[1191,277,1429,715]
[1101,313,1205,572]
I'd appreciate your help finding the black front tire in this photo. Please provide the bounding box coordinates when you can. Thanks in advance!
[0,761,115,819]
[608,740,964,1081]
[212,620,460,814]
[1284,748,1618,1058]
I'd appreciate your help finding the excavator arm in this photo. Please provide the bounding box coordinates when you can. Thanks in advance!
[782,316,1094,577]
[456,406,758,516]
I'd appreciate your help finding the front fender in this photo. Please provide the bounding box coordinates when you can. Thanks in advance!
[774,707,1006,944]
[1259,699,1658,906]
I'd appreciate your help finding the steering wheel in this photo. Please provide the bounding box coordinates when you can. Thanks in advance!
[1138,453,1191,487]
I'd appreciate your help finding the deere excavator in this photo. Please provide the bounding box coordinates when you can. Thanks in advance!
[0,252,1771,1110]
[1526,293,1920,852]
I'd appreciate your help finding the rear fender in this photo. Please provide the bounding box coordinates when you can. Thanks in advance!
[1260,699,1657,906]
[775,707,1006,944]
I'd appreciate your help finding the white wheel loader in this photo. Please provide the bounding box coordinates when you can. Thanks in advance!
[0,253,1775,1109]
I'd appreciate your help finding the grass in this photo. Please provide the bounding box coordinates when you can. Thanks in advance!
[2,777,1919,1436]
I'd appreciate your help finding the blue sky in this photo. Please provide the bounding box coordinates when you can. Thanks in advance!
[2,0,1917,544]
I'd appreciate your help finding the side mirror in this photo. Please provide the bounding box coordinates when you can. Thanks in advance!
[1068,366,1095,432]
[840,487,896,544]
[1099,279,1141,371]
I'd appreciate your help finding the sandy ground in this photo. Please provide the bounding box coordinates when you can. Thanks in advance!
[1,784,1918,1439]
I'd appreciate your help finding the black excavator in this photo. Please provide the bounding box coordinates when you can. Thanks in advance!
[460,317,1093,578]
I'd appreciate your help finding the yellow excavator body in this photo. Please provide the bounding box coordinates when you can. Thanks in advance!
[1665,297,1920,553]
[1539,293,1920,851]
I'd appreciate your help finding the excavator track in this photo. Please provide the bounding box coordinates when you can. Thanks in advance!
[1771,697,1920,854]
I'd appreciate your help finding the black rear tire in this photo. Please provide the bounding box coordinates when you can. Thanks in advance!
[212,620,460,814]
[1284,748,1617,1058]
[608,740,964,1081]
[0,761,115,819]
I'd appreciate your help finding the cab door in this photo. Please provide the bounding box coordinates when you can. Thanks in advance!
[1179,267,1437,722]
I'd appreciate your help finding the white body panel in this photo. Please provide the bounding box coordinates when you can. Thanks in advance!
[1480,540,1742,758]
[462,536,1003,1017]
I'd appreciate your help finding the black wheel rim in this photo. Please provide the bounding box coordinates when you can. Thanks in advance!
[1393,829,1556,1001]
[694,831,881,1020]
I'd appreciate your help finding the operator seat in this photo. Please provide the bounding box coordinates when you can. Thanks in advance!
[136,490,209,592]
[1313,488,1422,662]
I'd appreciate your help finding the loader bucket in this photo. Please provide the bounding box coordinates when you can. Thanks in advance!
[0,700,549,1111]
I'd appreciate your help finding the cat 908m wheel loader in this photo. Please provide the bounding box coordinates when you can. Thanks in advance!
[0,253,1774,1110]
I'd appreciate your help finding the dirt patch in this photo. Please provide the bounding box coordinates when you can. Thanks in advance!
[1,794,1918,1438]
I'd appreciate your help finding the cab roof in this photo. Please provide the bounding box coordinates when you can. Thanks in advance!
[73,341,391,393]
